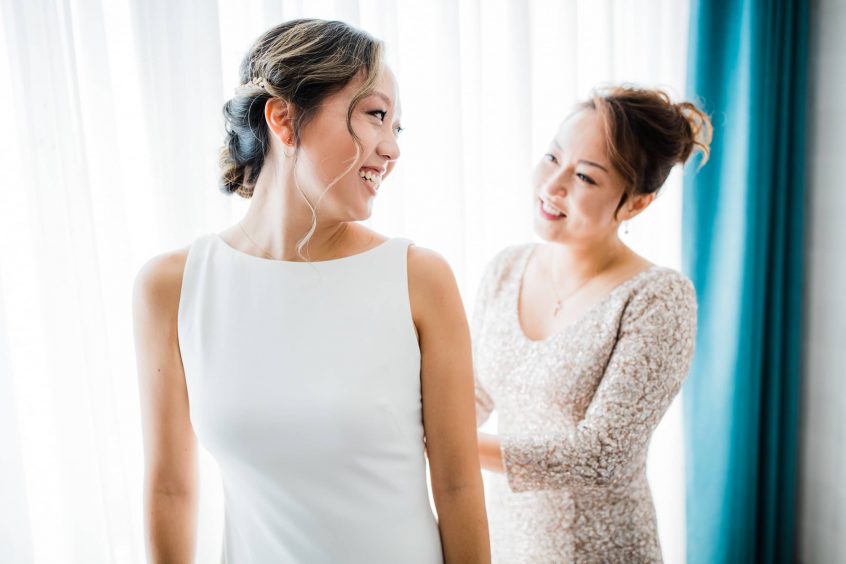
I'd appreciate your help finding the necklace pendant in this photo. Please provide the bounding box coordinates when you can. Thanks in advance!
[553,300,562,316]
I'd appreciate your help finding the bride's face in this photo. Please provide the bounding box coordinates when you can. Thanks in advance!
[291,67,403,222]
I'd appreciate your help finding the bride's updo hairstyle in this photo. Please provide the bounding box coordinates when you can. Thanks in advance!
[219,19,383,199]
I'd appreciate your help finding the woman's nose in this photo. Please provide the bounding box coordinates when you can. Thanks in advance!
[378,132,401,162]
[541,170,569,197]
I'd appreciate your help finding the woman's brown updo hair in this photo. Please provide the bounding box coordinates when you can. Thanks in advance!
[578,86,713,215]
[219,19,383,198]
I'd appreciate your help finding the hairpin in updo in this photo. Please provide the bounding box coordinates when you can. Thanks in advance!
[234,75,268,94]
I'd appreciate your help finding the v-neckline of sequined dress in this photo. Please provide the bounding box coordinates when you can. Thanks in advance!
[512,243,660,345]
[472,242,698,563]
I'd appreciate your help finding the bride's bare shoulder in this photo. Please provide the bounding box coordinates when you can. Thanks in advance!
[132,245,192,320]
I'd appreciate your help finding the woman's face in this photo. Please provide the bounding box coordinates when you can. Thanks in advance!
[531,108,630,246]
[293,66,402,222]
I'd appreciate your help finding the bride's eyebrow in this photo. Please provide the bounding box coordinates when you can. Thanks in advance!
[368,91,393,107]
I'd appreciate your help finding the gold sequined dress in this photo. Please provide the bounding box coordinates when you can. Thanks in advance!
[473,243,697,563]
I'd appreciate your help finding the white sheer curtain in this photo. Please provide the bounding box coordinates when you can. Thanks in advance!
[0,1,689,562]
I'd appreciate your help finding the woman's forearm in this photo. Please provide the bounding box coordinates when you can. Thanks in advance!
[478,432,504,473]
[145,488,198,564]
[432,482,491,564]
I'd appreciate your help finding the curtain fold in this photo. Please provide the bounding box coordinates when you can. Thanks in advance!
[682,0,809,562]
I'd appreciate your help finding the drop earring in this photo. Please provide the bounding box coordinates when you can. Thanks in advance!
[624,221,630,235]
[283,135,295,157]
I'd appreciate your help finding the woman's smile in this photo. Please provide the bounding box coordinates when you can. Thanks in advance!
[538,197,566,221]
[358,166,382,195]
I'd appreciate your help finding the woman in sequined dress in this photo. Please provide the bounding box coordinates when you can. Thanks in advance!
[472,87,712,563]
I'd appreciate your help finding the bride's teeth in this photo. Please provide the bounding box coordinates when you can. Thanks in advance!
[358,169,382,188]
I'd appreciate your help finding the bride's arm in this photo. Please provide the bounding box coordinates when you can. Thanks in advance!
[133,249,199,564]
[408,245,491,564]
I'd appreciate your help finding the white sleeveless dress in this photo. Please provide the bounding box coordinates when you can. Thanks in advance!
[177,233,443,564]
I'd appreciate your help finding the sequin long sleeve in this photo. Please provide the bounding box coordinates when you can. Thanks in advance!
[499,272,697,493]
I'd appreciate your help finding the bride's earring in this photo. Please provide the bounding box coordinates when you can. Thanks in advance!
[623,221,630,235]
[283,134,296,158]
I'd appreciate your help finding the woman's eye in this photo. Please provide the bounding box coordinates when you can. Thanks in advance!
[544,153,557,164]
[369,110,387,121]
[576,172,596,185]
[394,125,404,136]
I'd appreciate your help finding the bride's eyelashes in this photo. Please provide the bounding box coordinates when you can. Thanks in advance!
[368,109,387,121]
[367,109,404,136]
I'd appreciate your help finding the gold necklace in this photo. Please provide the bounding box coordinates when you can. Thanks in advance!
[549,260,593,316]
[548,248,617,316]
[237,221,276,260]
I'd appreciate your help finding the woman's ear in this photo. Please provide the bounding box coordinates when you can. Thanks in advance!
[621,192,657,221]
[265,98,296,149]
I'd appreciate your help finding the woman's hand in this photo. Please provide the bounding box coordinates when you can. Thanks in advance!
[477,432,505,474]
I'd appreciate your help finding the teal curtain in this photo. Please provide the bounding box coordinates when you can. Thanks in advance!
[682,0,810,562]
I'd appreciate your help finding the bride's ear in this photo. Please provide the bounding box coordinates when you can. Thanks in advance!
[265,98,297,150]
